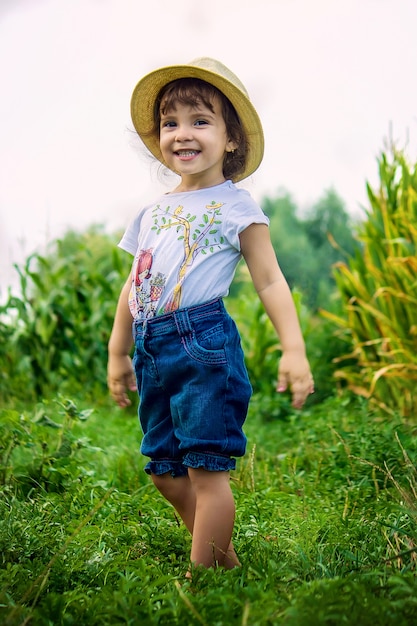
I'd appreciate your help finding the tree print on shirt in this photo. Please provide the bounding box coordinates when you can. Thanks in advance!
[151,200,225,311]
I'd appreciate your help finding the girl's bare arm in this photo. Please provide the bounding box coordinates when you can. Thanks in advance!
[240,223,314,408]
[107,274,137,407]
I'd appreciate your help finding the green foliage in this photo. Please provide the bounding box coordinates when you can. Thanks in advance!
[262,188,359,311]
[1,394,416,624]
[0,398,96,495]
[303,188,359,261]
[323,148,417,417]
[0,226,131,403]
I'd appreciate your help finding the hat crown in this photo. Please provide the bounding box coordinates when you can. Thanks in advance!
[187,57,250,99]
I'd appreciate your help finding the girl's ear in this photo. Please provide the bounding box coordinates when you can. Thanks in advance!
[226,138,238,153]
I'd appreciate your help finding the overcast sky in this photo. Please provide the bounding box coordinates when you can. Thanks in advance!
[1,0,416,295]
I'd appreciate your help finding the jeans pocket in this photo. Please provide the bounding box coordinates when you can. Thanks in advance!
[196,322,225,350]
[182,321,227,365]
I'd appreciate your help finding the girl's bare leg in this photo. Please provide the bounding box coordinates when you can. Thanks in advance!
[151,471,240,569]
[187,468,236,568]
[151,473,195,533]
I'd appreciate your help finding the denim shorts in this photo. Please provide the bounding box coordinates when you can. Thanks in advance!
[132,298,252,477]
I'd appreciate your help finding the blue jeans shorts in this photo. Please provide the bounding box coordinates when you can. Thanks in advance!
[132,298,252,477]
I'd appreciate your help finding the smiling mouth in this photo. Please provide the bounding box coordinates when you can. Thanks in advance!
[175,150,200,157]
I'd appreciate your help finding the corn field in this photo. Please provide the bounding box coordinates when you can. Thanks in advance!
[324,147,417,417]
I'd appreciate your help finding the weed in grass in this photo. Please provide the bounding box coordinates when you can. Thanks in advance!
[0,397,97,497]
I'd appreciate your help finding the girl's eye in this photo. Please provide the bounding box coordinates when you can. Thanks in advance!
[161,120,176,128]
[195,120,208,126]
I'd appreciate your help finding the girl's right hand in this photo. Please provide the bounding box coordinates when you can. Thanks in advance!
[107,354,137,408]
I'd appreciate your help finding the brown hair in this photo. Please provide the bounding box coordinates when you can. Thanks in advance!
[151,78,248,181]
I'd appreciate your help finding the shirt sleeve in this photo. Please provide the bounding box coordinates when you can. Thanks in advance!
[118,207,147,256]
[223,189,269,251]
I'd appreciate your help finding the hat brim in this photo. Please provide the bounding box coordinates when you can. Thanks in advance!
[130,63,264,182]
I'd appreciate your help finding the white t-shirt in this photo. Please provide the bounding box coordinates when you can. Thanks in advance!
[119,180,269,320]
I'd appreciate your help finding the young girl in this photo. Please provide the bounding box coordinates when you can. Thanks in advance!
[107,57,314,574]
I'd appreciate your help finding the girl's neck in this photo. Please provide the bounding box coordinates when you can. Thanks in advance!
[171,174,227,194]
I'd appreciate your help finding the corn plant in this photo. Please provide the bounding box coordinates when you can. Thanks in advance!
[323,147,417,417]
[0,226,130,403]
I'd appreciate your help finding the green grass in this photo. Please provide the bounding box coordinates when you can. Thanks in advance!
[1,393,416,625]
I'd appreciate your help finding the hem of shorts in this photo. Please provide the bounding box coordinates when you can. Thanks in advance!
[144,452,237,476]
[144,460,188,477]
[183,451,236,472]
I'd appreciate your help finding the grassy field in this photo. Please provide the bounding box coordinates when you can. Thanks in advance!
[1,392,417,625]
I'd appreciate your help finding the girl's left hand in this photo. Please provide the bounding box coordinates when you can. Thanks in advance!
[276,351,314,409]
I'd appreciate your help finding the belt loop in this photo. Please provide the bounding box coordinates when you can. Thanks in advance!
[133,318,147,336]
[173,308,193,337]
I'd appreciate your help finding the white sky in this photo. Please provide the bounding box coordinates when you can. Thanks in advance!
[1,0,417,295]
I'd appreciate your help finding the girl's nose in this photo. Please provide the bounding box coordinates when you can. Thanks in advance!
[175,124,193,142]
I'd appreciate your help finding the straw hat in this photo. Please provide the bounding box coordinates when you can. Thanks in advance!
[130,57,264,182]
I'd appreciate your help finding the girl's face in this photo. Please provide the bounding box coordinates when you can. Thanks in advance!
[159,95,237,191]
